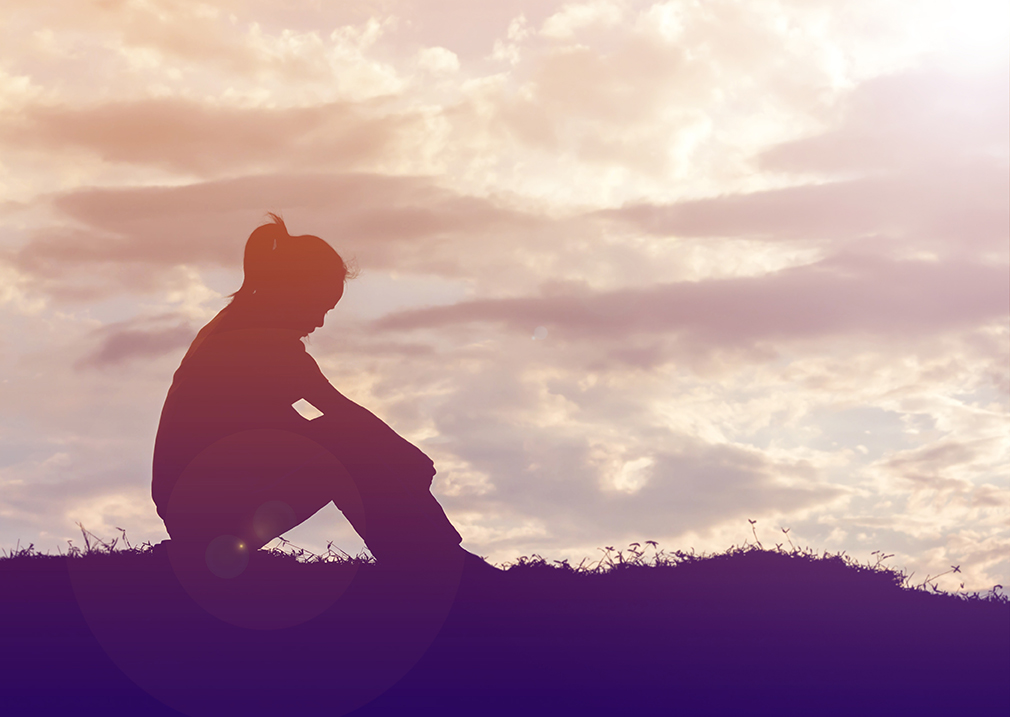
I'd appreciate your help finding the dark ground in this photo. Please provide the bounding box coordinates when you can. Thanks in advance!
[1,545,1007,716]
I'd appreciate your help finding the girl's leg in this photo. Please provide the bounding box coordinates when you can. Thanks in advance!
[163,420,463,565]
[164,429,362,553]
[301,414,463,563]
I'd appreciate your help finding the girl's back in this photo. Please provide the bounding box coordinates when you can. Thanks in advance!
[152,304,329,518]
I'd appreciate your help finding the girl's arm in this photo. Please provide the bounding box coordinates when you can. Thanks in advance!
[302,377,359,416]
[301,375,437,484]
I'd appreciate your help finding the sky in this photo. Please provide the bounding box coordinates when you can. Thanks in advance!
[0,0,1007,593]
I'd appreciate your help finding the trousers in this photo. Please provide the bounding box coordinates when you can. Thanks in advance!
[161,411,462,563]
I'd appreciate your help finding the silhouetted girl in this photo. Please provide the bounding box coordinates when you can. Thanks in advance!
[153,215,479,573]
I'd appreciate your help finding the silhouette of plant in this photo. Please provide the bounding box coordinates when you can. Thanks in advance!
[3,522,1007,604]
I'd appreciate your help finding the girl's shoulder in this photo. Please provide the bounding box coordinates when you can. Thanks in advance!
[178,307,308,369]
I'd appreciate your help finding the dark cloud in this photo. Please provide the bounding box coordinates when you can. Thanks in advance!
[596,166,1008,253]
[971,484,1007,509]
[882,438,1000,491]
[76,317,195,369]
[372,253,1008,355]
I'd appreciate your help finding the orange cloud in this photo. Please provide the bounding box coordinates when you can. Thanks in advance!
[10,173,547,299]
[2,98,423,175]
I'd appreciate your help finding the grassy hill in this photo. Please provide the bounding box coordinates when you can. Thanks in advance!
[1,534,1006,717]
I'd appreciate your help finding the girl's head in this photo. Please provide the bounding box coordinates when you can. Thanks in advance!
[230,214,357,335]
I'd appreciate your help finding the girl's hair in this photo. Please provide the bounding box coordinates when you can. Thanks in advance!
[229,213,357,303]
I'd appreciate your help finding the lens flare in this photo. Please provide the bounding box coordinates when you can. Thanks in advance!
[205,534,250,579]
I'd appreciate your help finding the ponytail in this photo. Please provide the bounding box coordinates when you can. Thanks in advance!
[230,213,288,303]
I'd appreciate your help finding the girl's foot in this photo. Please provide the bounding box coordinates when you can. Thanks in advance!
[460,549,502,575]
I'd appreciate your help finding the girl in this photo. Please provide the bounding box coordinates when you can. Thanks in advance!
[152,215,488,575]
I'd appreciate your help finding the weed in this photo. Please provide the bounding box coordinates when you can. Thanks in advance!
[2,522,1006,604]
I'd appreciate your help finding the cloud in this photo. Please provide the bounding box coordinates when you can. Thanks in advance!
[449,434,846,544]
[882,439,992,490]
[76,316,195,370]
[399,348,847,545]
[477,34,701,176]
[598,165,1009,256]
[465,0,908,185]
[541,1,623,39]
[373,253,1008,357]
[760,69,1010,174]
[9,173,546,300]
[3,1,406,95]
[416,46,460,74]
[1,98,422,175]
[591,70,1009,261]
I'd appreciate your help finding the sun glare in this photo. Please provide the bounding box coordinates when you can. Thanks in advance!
[925,0,1010,69]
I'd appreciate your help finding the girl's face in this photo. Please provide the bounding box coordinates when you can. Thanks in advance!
[297,283,344,336]
[246,276,344,334]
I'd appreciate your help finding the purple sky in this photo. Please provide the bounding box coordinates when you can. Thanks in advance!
[0,0,1007,592]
